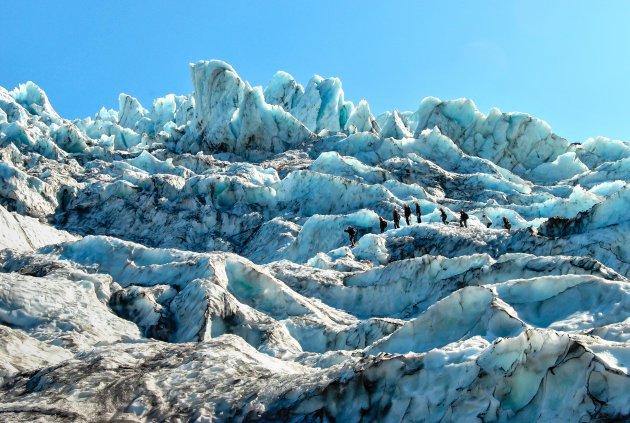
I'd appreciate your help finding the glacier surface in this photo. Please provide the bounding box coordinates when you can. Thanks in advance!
[1,59,630,421]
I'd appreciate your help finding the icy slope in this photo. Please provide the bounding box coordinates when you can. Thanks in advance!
[1,60,630,421]
[0,204,77,251]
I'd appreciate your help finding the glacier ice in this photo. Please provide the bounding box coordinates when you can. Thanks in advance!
[117,93,146,130]
[380,110,413,139]
[344,99,379,134]
[1,59,630,421]
[263,71,304,112]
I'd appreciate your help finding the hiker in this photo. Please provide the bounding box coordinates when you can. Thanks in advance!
[344,226,357,247]
[440,208,448,225]
[404,203,412,225]
[379,216,388,234]
[393,208,401,229]
[502,216,512,231]
[459,209,469,228]
[415,201,422,223]
[482,213,492,228]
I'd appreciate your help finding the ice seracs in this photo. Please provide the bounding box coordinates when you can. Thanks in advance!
[344,99,379,134]
[117,93,146,130]
[189,59,246,152]
[231,86,314,155]
[186,60,315,157]
[1,59,630,421]
[380,109,413,139]
[290,74,347,133]
[412,97,572,177]
[10,81,61,124]
[264,70,304,112]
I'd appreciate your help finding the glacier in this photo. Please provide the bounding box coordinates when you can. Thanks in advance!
[1,59,630,421]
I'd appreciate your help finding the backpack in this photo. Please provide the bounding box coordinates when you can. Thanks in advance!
[462,212,469,220]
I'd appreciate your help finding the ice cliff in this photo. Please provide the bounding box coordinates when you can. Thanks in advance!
[1,59,630,421]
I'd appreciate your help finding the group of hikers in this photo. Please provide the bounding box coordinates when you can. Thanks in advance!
[344,202,512,247]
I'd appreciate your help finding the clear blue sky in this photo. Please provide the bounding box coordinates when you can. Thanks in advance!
[3,1,629,142]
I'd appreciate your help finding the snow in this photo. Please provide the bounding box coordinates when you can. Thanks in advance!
[1,59,630,421]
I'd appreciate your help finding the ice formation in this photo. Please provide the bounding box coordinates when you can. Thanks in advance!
[1,59,630,421]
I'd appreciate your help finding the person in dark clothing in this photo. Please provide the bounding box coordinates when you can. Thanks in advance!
[379,216,388,234]
[393,208,401,229]
[502,216,512,231]
[459,209,469,228]
[482,213,492,228]
[344,226,357,247]
[440,208,448,225]
[415,202,422,223]
[403,204,412,225]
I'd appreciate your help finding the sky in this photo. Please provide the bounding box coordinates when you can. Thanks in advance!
[3,0,630,142]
